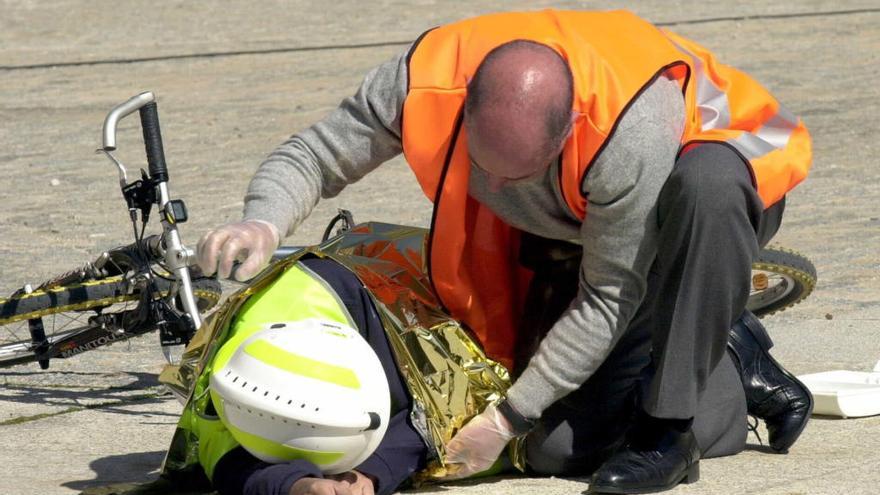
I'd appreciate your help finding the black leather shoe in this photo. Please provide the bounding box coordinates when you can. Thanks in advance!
[728,310,813,453]
[588,424,700,494]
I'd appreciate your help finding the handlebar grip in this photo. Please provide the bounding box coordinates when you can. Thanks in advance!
[138,102,169,182]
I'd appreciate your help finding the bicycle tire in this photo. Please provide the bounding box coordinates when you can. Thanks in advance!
[747,246,817,318]
[0,274,221,368]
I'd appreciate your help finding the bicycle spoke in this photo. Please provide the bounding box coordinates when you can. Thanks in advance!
[50,311,89,334]
[5,322,24,344]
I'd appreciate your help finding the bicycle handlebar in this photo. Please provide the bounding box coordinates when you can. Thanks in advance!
[102,91,154,151]
[101,91,169,182]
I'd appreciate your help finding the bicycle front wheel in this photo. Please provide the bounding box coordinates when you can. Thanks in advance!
[0,274,221,368]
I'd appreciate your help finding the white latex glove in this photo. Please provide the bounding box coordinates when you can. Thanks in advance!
[197,219,280,281]
[442,404,516,480]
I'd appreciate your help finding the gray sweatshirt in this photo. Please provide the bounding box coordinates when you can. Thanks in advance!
[244,51,685,420]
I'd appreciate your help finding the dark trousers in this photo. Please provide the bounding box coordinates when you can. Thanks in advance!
[521,143,784,475]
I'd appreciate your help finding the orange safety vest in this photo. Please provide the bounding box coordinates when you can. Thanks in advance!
[401,9,812,369]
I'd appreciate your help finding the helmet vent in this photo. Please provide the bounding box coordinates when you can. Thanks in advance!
[270,323,286,329]
[227,381,326,420]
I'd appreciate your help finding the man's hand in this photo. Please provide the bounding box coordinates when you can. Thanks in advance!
[197,219,280,281]
[441,404,516,480]
[289,477,353,495]
[329,470,376,495]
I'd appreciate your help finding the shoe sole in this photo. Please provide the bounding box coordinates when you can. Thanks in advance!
[587,462,699,494]
[741,311,815,453]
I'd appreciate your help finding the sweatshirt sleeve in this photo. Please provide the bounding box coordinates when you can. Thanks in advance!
[243,50,409,237]
[505,77,685,419]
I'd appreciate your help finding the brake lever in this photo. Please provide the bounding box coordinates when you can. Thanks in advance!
[96,148,130,190]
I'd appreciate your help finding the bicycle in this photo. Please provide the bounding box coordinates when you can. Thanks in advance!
[0,93,818,370]
[0,92,221,369]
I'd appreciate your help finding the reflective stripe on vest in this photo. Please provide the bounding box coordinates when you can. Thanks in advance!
[663,29,812,208]
[189,264,353,480]
[401,9,812,368]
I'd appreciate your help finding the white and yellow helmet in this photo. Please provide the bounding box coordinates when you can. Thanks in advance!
[209,318,391,474]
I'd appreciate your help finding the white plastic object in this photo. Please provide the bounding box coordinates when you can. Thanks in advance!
[210,319,390,473]
[797,361,880,418]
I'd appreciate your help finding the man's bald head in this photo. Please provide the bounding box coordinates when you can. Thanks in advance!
[465,40,574,182]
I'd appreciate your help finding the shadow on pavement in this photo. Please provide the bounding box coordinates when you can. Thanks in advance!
[75,460,218,495]
[743,443,778,454]
[63,451,165,491]
[0,371,167,408]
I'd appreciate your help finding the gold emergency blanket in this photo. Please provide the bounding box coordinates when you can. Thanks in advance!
[159,222,525,482]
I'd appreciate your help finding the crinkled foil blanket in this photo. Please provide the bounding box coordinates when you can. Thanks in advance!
[157,222,525,489]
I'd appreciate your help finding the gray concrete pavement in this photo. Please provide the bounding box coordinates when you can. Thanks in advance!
[1,1,879,494]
